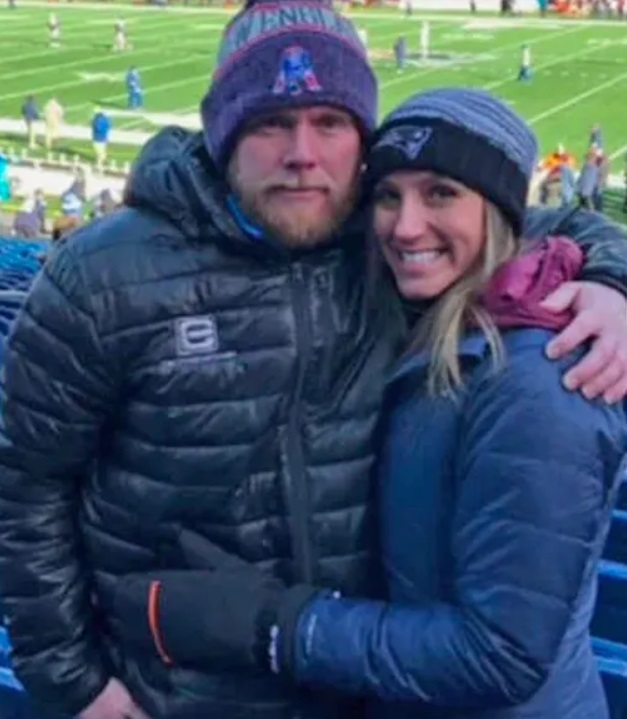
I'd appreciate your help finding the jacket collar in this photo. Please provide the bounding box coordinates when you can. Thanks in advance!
[388,331,489,386]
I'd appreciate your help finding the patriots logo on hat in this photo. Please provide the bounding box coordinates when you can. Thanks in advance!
[273,45,322,96]
[374,125,433,160]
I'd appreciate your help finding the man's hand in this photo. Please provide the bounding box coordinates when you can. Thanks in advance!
[541,281,627,403]
[79,678,152,719]
[108,531,317,672]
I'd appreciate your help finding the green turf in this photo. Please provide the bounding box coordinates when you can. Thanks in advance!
[1,4,627,167]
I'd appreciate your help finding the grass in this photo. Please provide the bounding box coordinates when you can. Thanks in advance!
[1,4,627,178]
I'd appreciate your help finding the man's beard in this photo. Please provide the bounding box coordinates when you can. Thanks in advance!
[228,168,360,249]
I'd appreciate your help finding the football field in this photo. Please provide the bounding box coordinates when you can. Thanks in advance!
[1,3,627,166]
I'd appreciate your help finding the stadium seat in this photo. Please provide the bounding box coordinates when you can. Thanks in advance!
[605,510,627,566]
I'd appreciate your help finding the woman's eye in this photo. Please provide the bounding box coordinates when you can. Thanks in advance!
[428,184,458,201]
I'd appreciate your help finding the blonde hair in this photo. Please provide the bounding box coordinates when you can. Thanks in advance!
[410,202,523,397]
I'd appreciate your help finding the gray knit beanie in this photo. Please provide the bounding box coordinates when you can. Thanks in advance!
[366,87,539,235]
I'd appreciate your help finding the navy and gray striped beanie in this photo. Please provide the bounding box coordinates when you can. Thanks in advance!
[201,0,377,169]
[367,88,539,235]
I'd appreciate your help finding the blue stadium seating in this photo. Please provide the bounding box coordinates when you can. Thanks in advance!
[0,238,53,719]
[0,235,625,718]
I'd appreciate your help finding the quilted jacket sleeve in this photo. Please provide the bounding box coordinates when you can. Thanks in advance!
[291,346,627,708]
[523,206,627,294]
[0,242,116,716]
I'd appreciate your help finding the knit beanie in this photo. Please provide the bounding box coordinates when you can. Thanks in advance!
[201,0,377,169]
[366,88,538,236]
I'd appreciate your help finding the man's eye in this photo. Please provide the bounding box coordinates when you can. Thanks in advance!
[255,117,289,132]
[318,115,349,130]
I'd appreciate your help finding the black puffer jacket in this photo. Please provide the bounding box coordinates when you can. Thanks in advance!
[0,128,627,719]
[0,129,400,719]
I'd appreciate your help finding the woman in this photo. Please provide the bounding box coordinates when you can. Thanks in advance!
[112,89,627,718]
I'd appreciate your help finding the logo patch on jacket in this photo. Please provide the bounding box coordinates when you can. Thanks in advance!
[175,315,220,356]
[273,45,322,96]
[374,125,433,161]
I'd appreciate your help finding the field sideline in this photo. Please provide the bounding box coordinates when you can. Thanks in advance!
[1,3,627,167]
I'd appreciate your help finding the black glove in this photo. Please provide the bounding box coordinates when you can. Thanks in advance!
[109,530,319,672]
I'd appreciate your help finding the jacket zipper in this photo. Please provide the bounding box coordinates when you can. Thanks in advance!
[285,263,315,584]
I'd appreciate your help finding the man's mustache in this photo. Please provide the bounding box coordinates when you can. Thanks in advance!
[265,182,329,193]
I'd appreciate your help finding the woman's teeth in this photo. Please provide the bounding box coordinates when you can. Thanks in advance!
[399,250,442,265]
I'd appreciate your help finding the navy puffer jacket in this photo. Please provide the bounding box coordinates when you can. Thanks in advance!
[292,330,627,719]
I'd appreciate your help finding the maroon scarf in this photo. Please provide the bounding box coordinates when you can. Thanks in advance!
[479,236,584,331]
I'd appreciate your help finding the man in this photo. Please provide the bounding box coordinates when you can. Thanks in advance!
[126,66,143,109]
[394,35,407,71]
[48,12,60,47]
[43,96,63,150]
[21,95,39,150]
[593,148,610,213]
[113,17,129,52]
[419,20,430,60]
[0,1,627,719]
[589,123,604,150]
[91,107,112,172]
[518,43,532,81]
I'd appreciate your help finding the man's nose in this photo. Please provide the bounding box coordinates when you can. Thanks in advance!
[283,124,318,170]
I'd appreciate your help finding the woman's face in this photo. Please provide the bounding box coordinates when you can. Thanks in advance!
[373,170,487,300]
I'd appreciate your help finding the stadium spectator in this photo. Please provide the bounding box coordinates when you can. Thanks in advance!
[51,214,81,240]
[12,203,41,239]
[11,190,46,238]
[593,148,610,212]
[110,88,627,719]
[537,143,576,206]
[589,122,604,149]
[1,5,627,719]
[559,160,577,206]
[60,188,84,220]
[43,96,64,150]
[577,149,600,210]
[90,188,120,219]
[21,95,39,150]
[91,107,112,172]
[0,154,10,202]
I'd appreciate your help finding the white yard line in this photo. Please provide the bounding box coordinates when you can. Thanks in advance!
[485,32,624,90]
[66,73,208,119]
[610,142,627,161]
[0,36,216,104]
[0,16,206,70]
[529,71,627,124]
[380,22,589,90]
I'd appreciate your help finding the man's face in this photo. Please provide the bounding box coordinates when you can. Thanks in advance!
[227,106,362,249]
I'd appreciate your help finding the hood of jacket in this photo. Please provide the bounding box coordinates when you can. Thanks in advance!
[124,126,251,245]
